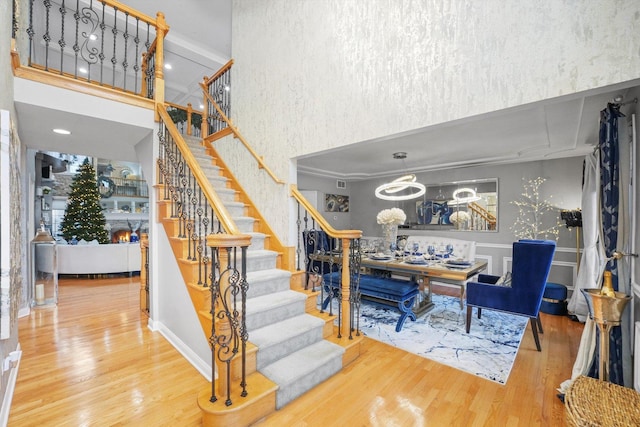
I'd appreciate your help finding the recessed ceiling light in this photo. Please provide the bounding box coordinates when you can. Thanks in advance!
[89,34,97,41]
[53,128,71,135]
[164,63,172,70]
[199,104,204,109]
[79,67,88,74]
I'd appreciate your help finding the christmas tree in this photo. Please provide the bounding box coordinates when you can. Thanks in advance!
[60,158,109,243]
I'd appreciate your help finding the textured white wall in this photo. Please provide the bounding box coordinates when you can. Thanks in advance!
[229,0,640,242]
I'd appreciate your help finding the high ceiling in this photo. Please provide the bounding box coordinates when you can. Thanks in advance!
[122,0,232,108]
[296,80,640,180]
[14,1,640,175]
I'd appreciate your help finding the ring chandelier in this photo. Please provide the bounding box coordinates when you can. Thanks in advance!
[448,187,481,205]
[374,153,426,201]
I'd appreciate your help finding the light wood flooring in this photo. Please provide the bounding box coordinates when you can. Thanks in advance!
[10,277,583,426]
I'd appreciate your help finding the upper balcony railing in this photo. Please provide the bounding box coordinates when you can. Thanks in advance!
[13,0,168,102]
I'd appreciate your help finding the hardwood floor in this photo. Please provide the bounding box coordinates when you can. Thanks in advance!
[10,279,583,426]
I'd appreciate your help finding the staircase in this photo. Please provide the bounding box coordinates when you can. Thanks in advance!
[157,134,353,425]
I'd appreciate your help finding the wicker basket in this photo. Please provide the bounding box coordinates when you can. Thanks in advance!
[565,375,640,426]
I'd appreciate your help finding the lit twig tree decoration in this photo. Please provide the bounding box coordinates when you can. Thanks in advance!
[510,177,562,240]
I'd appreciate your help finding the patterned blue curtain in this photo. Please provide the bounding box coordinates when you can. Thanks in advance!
[590,103,625,384]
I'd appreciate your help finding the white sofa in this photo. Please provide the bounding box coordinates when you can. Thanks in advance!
[401,235,476,261]
[41,243,142,275]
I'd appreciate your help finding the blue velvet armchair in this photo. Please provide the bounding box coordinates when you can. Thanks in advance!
[465,239,556,351]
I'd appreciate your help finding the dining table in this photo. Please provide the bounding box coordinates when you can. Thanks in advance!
[360,254,488,316]
[308,251,488,316]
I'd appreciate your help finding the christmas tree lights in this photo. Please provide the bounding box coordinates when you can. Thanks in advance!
[60,158,109,243]
[510,177,562,241]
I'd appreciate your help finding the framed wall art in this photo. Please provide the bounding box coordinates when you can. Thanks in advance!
[324,194,349,212]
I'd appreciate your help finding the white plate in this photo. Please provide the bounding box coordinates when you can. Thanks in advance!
[370,255,393,260]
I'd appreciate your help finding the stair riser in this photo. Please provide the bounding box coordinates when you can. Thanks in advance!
[216,190,239,203]
[207,176,229,189]
[248,234,266,251]
[225,205,246,217]
[246,275,290,299]
[246,300,307,331]
[256,326,324,370]
[275,355,343,409]
[245,256,277,273]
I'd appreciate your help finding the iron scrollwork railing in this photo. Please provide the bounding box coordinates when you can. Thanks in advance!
[21,0,162,98]
[293,193,363,339]
[208,238,250,406]
[166,102,203,138]
[203,60,233,135]
[157,109,250,408]
[157,119,222,286]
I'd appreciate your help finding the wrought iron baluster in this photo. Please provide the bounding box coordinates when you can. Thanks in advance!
[122,12,129,91]
[27,0,35,66]
[111,6,118,88]
[57,0,66,75]
[225,69,231,120]
[144,22,153,99]
[133,18,140,94]
[186,171,194,261]
[12,0,18,40]
[239,246,249,397]
[43,0,51,71]
[98,2,105,84]
[80,2,99,83]
[296,203,302,272]
[208,247,220,404]
[349,238,362,339]
[177,155,186,238]
[196,186,204,285]
[72,0,79,77]
[202,205,211,287]
[144,244,149,314]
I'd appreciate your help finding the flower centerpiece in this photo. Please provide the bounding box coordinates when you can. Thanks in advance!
[449,211,470,229]
[376,208,406,254]
[376,208,406,226]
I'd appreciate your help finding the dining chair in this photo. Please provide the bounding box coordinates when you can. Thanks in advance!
[465,239,556,351]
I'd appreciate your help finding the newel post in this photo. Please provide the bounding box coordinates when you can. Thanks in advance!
[340,238,352,338]
[187,103,193,136]
[153,12,168,119]
[202,76,209,138]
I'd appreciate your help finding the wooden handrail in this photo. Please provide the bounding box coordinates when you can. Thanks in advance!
[165,101,202,115]
[200,82,285,185]
[468,202,496,224]
[291,184,362,241]
[157,105,240,235]
[99,0,163,26]
[204,59,234,87]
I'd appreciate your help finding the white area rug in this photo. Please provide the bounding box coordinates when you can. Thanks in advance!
[357,294,528,384]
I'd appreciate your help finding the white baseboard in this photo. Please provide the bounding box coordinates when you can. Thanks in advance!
[152,321,212,382]
[0,343,21,427]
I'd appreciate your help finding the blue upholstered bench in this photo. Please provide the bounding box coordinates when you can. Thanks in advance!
[322,272,419,332]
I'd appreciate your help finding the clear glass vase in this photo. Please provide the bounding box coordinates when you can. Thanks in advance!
[381,224,398,255]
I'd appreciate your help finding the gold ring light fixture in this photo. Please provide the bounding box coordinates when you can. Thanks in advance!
[375,152,426,201]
